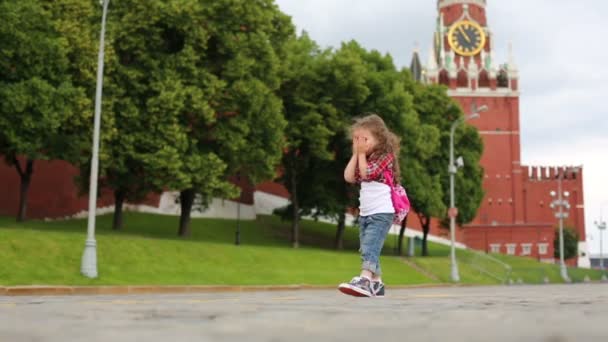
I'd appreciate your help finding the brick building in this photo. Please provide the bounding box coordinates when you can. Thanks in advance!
[409,0,588,265]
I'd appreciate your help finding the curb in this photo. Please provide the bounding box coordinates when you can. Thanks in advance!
[0,283,461,297]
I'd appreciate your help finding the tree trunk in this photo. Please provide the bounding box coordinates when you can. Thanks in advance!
[290,160,299,248]
[112,188,126,230]
[397,214,409,255]
[14,158,33,222]
[334,211,346,250]
[178,188,195,237]
[416,213,430,256]
[422,218,430,256]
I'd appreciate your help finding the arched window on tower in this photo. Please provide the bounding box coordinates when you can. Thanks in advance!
[478,70,490,88]
[457,70,468,88]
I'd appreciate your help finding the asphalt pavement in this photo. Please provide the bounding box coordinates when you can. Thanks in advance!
[1,284,607,342]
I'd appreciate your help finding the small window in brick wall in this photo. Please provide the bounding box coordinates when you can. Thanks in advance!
[506,244,516,255]
[521,243,532,256]
[490,244,501,253]
[538,243,549,255]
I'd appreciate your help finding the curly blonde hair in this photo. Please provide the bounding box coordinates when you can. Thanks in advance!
[351,114,401,181]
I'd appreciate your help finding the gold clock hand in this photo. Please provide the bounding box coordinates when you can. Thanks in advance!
[458,26,472,43]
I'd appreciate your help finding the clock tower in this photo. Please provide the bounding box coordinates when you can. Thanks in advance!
[427,0,518,93]
[426,0,524,229]
[413,0,589,266]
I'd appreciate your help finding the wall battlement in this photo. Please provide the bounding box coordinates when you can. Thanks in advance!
[525,165,582,181]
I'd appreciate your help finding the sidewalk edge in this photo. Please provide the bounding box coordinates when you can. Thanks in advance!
[0,283,465,296]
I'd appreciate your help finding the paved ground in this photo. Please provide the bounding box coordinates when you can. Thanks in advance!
[1,284,607,342]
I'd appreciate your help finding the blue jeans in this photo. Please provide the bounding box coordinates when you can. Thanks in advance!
[359,213,394,276]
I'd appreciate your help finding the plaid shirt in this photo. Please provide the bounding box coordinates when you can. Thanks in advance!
[354,152,395,184]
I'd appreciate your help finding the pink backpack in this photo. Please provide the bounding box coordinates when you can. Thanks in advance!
[383,170,411,225]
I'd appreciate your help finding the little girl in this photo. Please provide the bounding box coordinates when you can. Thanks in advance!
[339,114,401,298]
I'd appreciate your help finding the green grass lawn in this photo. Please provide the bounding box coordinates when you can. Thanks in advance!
[0,212,603,286]
[0,213,434,286]
[407,243,605,284]
[490,253,604,284]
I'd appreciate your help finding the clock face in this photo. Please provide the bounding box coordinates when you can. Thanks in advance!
[448,20,486,57]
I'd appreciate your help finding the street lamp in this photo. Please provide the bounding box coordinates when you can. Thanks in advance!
[235,172,241,246]
[594,207,606,279]
[595,221,606,270]
[448,103,487,282]
[549,167,579,283]
[81,0,110,278]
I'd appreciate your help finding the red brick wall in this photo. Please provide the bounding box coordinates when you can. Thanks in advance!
[522,167,586,240]
[464,224,555,260]
[0,156,267,219]
[450,96,522,227]
[256,181,289,199]
[0,158,115,219]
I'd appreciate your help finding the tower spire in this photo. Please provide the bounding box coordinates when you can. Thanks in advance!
[427,46,438,72]
[506,41,519,90]
[438,13,446,65]
[410,45,423,82]
[507,41,519,81]
[489,49,497,78]
[508,41,518,71]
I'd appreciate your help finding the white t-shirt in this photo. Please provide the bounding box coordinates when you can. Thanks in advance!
[359,181,394,217]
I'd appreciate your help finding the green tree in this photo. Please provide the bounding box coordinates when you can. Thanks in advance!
[45,0,131,229]
[306,41,371,250]
[408,84,484,256]
[295,41,424,250]
[57,0,189,230]
[0,0,88,221]
[396,72,442,255]
[332,44,425,251]
[75,0,292,234]
[171,0,293,236]
[278,33,339,248]
[91,0,193,230]
[554,227,579,260]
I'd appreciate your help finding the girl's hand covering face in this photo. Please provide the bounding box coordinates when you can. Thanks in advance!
[355,136,368,154]
[352,129,373,155]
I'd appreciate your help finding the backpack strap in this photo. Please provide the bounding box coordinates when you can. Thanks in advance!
[383,169,394,188]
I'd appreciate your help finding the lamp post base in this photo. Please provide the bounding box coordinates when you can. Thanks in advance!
[450,261,460,282]
[559,264,570,283]
[81,239,98,279]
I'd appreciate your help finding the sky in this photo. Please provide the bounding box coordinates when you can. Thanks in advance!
[274,0,608,255]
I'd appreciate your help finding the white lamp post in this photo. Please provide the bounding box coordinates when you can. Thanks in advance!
[594,206,606,280]
[596,222,606,270]
[81,0,110,278]
[448,103,487,282]
[549,167,578,283]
